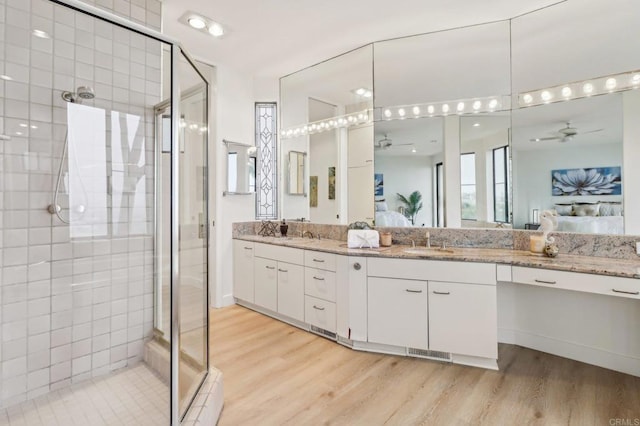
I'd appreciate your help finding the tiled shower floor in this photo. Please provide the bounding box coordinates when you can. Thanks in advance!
[0,364,169,426]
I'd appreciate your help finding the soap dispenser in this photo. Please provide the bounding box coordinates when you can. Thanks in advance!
[280,219,289,237]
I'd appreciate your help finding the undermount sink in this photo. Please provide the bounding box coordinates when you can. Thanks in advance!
[403,247,456,255]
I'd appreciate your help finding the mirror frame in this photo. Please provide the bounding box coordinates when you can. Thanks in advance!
[287,150,307,196]
[223,139,258,196]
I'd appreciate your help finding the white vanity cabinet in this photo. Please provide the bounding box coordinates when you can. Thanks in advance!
[304,250,338,333]
[368,277,428,349]
[428,281,497,359]
[253,243,305,321]
[233,240,255,303]
[367,257,497,361]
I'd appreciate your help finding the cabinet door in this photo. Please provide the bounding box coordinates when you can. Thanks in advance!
[233,240,254,302]
[429,281,497,359]
[347,125,374,167]
[368,277,428,349]
[254,257,278,312]
[277,262,304,321]
[347,164,375,224]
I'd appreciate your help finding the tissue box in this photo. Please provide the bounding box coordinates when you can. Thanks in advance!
[347,230,380,248]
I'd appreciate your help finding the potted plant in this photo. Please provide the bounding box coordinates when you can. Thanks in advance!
[397,190,423,225]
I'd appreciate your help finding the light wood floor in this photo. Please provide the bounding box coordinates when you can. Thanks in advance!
[210,305,640,425]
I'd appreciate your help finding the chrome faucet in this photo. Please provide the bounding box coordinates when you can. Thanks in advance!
[302,230,314,239]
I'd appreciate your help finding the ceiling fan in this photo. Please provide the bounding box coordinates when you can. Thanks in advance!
[375,134,413,150]
[530,122,603,143]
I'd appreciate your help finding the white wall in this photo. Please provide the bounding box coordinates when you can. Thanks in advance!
[512,143,623,228]
[214,65,255,307]
[374,155,434,226]
[309,99,339,224]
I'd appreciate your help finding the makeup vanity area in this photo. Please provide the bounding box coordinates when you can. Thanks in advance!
[230,0,640,378]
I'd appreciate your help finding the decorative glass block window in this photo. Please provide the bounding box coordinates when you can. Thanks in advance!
[255,102,278,219]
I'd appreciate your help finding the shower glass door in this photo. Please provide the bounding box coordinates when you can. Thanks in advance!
[176,54,209,419]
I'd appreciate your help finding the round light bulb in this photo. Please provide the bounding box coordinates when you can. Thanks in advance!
[286,130,293,136]
[411,148,417,153]
[632,74,640,85]
[583,83,594,94]
[605,78,617,90]
[398,108,406,117]
[355,88,365,95]
[456,102,465,112]
[363,91,372,98]
[473,123,480,127]
[561,87,572,98]
[442,104,450,113]
[281,130,286,136]
[208,23,225,37]
[348,116,356,123]
[522,94,533,104]
[412,106,420,115]
[358,113,365,120]
[383,109,392,118]
[540,91,552,102]
[427,105,435,114]
[188,17,206,29]
[329,120,336,127]
[472,100,482,110]
[488,99,498,109]
[310,124,317,130]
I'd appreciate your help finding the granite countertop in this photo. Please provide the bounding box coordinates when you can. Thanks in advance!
[235,235,640,279]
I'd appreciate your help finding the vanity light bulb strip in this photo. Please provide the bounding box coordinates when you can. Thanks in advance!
[280,109,373,139]
[518,70,640,108]
[376,95,511,121]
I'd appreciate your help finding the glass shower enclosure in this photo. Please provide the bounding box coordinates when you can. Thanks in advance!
[0,0,209,424]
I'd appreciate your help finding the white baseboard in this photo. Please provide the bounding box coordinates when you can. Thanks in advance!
[499,327,640,377]
[218,294,235,307]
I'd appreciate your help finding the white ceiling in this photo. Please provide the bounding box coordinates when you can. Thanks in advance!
[160,0,563,80]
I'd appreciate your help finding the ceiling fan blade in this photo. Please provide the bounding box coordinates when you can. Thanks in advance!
[530,136,561,142]
[580,128,604,135]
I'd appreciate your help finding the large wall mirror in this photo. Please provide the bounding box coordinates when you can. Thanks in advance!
[279,0,640,235]
[287,151,306,195]
[224,140,257,195]
[280,45,373,223]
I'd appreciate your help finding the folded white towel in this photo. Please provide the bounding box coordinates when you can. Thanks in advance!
[347,230,380,248]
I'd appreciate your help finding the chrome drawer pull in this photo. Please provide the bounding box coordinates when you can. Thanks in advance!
[405,289,423,293]
[612,289,640,295]
[534,279,556,285]
[265,266,275,270]
[313,276,325,281]
[278,269,288,273]
[312,258,325,263]
[244,247,252,250]
[433,291,450,295]
[313,305,325,311]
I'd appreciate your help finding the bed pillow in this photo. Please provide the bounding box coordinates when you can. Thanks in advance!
[573,202,600,216]
[554,203,573,216]
[600,202,622,216]
[375,201,388,212]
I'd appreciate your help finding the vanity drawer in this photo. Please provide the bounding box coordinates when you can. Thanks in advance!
[255,242,304,265]
[368,258,496,285]
[304,267,336,302]
[512,266,640,299]
[305,295,336,333]
[304,250,336,271]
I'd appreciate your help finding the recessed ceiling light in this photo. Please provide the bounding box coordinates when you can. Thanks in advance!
[32,29,51,39]
[355,88,365,96]
[188,17,206,30]
[15,131,23,136]
[0,74,12,81]
[411,148,417,153]
[19,123,28,128]
[473,123,480,127]
[31,125,38,129]
[208,23,224,37]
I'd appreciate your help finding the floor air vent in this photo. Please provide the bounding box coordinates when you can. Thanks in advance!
[408,348,452,362]
[310,326,337,341]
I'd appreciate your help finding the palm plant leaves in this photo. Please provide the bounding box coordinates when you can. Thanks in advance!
[397,190,423,225]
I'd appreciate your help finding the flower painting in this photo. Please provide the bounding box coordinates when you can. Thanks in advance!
[551,166,621,196]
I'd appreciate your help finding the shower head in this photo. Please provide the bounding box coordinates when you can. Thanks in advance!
[76,86,95,100]
[61,86,95,103]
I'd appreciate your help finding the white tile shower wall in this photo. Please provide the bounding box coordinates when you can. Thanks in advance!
[0,0,162,408]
